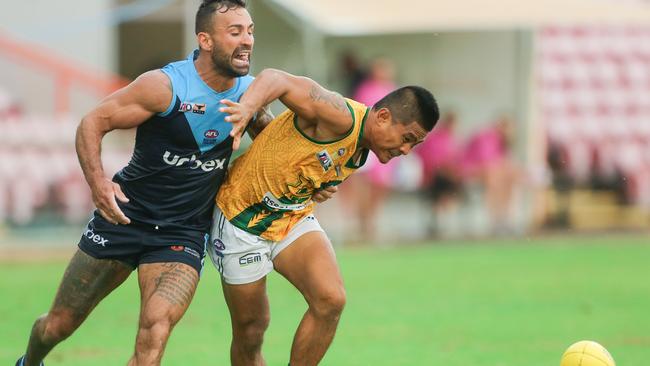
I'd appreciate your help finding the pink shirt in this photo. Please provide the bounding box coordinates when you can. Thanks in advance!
[353,79,398,187]
[461,127,507,177]
[353,80,395,106]
[414,125,459,186]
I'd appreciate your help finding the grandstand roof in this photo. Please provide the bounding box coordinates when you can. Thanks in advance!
[268,0,650,35]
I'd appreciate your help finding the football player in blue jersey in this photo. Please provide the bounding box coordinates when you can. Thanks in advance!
[12,1,312,365]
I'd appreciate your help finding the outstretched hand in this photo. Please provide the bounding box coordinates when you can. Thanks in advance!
[221,99,256,150]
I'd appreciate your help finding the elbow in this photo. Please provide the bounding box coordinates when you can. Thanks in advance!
[76,116,88,139]
[76,115,93,140]
[258,68,289,86]
[256,68,296,98]
[258,68,283,78]
[76,113,108,143]
[76,115,92,149]
[78,112,98,130]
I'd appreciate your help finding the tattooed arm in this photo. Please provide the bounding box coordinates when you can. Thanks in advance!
[246,104,274,140]
[221,69,352,149]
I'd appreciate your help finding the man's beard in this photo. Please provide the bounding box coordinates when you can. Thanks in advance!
[210,47,249,78]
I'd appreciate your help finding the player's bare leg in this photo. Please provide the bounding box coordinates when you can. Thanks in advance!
[273,231,346,366]
[485,161,516,232]
[128,262,199,366]
[222,278,270,366]
[358,181,388,243]
[23,249,133,366]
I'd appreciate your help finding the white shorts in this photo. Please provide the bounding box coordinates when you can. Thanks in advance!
[208,207,324,285]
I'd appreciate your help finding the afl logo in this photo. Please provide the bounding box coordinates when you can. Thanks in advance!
[204,130,219,139]
[212,238,226,251]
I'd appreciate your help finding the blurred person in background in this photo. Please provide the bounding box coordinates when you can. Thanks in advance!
[336,50,366,98]
[0,86,19,229]
[545,141,573,228]
[461,114,519,234]
[414,110,463,236]
[353,57,396,104]
[15,1,271,365]
[212,68,439,366]
[340,57,399,242]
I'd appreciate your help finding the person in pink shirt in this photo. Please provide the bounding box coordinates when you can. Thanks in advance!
[353,58,396,106]
[462,119,510,176]
[354,58,400,191]
[461,115,518,233]
[415,111,462,233]
[416,111,461,188]
[343,57,398,242]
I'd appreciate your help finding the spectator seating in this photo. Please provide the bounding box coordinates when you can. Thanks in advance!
[0,115,131,224]
[539,26,650,209]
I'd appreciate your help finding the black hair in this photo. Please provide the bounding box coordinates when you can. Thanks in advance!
[373,86,440,131]
[195,0,247,34]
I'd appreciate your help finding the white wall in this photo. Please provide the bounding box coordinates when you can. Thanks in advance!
[324,31,534,137]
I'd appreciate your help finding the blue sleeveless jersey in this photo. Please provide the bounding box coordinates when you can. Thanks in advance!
[113,50,254,232]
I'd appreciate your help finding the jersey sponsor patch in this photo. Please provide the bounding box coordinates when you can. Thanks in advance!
[162,151,226,171]
[316,150,333,171]
[239,252,262,267]
[179,102,207,114]
[83,226,109,247]
[183,246,201,259]
[262,192,311,211]
[170,244,200,259]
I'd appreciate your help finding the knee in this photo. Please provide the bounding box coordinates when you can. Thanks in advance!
[138,316,173,345]
[233,313,270,346]
[132,316,173,364]
[310,287,346,321]
[39,311,82,344]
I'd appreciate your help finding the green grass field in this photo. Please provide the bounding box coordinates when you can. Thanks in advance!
[1,234,649,365]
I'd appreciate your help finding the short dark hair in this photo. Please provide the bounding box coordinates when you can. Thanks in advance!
[373,86,440,131]
[195,0,247,34]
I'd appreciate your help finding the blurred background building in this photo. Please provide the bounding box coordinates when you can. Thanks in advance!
[1,0,650,245]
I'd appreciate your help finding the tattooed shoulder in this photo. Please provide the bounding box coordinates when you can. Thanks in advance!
[309,86,348,112]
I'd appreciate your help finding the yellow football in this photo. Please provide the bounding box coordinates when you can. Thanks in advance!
[560,340,615,366]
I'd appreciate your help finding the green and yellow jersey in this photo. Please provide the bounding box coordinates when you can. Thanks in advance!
[216,99,369,241]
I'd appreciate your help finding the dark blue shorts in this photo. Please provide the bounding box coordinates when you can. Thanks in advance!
[78,212,207,274]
